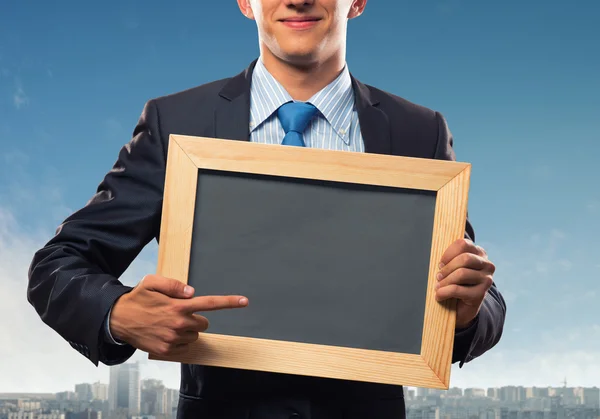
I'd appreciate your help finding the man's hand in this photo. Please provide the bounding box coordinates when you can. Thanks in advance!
[109,274,248,356]
[435,238,495,329]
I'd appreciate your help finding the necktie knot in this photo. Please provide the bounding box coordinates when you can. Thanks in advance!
[277,101,318,136]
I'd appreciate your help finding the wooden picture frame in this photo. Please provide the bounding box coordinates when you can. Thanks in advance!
[148,134,471,389]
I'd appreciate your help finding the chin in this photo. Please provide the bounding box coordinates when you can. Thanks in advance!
[275,42,324,65]
[280,50,319,64]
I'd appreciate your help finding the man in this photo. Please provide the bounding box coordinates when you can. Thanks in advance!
[28,0,506,418]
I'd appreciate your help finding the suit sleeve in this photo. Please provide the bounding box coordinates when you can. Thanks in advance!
[27,100,166,366]
[433,111,507,367]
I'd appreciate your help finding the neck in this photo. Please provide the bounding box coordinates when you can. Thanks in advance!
[259,47,346,102]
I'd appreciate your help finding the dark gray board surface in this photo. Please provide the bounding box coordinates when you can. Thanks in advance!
[188,169,436,355]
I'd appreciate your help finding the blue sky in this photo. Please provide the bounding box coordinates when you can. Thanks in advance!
[1,0,599,392]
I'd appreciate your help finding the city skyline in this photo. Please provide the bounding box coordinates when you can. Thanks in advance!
[2,376,598,419]
[2,374,598,404]
[2,363,598,395]
[2,362,598,419]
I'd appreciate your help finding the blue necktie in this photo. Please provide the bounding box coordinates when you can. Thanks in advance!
[277,101,318,147]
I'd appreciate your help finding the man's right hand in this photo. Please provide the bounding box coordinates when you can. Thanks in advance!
[109,274,248,356]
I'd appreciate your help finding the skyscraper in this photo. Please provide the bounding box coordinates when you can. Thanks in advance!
[75,383,93,401]
[108,362,140,415]
[91,382,109,401]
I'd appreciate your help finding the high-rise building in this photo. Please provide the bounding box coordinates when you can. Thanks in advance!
[579,386,600,408]
[526,386,550,399]
[75,384,93,402]
[140,379,165,415]
[91,382,108,401]
[108,362,141,415]
[165,389,179,418]
[464,388,486,398]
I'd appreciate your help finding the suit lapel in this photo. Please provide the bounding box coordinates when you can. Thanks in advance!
[351,76,392,155]
[213,60,258,141]
[212,61,392,156]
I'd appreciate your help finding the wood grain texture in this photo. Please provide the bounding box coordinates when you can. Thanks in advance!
[420,165,471,388]
[150,134,472,389]
[172,135,469,191]
[149,334,446,388]
[156,138,198,283]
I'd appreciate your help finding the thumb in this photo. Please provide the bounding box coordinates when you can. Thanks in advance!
[140,275,195,299]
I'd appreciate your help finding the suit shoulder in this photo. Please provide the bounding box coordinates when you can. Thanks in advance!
[365,84,440,121]
[148,77,232,108]
[360,83,453,159]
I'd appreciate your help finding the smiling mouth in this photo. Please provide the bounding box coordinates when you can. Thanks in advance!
[279,17,322,29]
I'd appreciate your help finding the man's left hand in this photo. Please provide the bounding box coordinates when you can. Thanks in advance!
[435,238,495,329]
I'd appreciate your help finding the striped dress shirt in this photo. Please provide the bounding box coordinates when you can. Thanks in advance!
[249,58,365,152]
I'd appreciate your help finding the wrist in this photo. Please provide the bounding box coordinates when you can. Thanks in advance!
[109,294,131,343]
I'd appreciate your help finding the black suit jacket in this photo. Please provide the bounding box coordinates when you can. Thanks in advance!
[28,60,506,419]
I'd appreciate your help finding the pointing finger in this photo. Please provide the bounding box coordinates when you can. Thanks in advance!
[179,295,249,313]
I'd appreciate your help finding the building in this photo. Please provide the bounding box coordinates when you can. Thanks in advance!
[74,384,92,402]
[108,362,140,415]
[91,383,108,402]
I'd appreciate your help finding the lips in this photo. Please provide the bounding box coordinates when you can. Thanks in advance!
[280,16,322,29]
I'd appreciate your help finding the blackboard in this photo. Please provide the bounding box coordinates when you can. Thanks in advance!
[149,134,472,389]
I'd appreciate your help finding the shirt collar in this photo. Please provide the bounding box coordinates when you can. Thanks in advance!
[249,58,355,143]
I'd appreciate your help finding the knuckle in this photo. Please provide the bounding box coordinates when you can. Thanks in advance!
[171,301,187,313]
[172,318,188,331]
[475,256,487,270]
[200,318,210,331]
[460,253,473,265]
[163,330,179,344]
[459,239,470,251]
[156,343,172,356]
[455,267,469,281]
[141,274,154,286]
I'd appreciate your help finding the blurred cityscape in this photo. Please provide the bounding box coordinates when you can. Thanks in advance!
[1,362,598,419]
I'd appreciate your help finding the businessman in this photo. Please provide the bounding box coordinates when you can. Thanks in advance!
[28,0,506,418]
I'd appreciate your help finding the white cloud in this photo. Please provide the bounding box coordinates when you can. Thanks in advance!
[449,323,600,388]
[450,347,600,389]
[0,205,180,393]
[13,83,29,109]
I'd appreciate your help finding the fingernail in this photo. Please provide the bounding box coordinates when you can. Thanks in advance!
[436,272,443,281]
[184,285,194,296]
[438,262,445,269]
[435,282,440,289]
[239,297,248,305]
